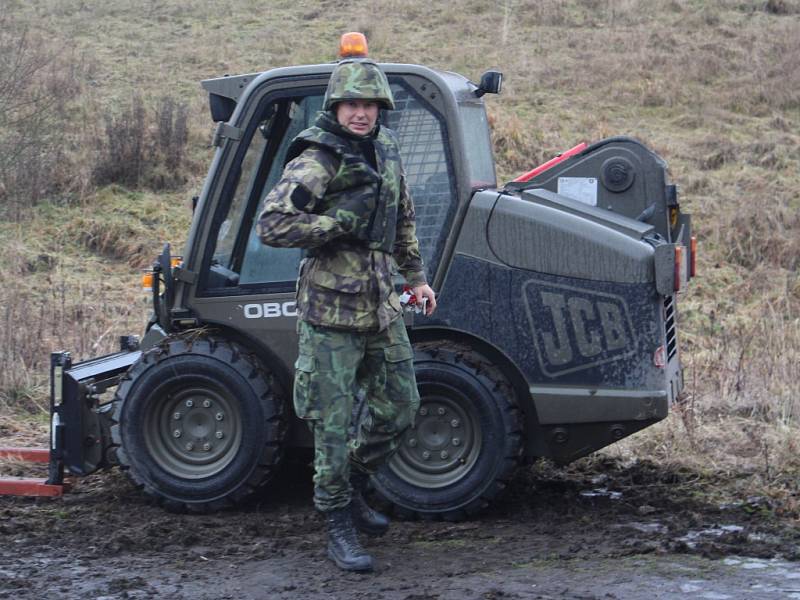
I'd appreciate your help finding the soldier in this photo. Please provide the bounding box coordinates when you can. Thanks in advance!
[257,39,436,572]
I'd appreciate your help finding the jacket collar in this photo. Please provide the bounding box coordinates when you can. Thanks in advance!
[315,110,381,142]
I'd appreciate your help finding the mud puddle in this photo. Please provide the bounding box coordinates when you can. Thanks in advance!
[2,457,800,599]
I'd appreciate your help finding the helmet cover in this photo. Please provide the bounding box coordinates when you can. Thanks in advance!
[323,59,395,110]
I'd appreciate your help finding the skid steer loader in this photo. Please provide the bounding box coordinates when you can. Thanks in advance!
[15,35,694,519]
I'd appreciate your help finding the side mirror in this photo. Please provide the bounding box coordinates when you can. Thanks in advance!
[475,70,503,97]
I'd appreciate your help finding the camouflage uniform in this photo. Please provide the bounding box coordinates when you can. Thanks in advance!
[258,60,425,512]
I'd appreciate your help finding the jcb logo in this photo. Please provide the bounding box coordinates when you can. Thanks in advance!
[243,302,297,319]
[523,282,636,377]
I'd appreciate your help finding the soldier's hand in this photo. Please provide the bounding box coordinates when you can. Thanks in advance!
[413,284,437,316]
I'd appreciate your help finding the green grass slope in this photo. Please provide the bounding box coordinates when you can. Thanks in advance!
[1,0,799,509]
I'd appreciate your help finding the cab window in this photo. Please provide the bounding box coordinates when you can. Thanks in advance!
[201,77,457,294]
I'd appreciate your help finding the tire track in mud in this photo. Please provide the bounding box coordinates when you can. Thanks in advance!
[2,458,799,599]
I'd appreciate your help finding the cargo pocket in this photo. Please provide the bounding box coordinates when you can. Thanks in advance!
[309,270,367,319]
[382,343,419,430]
[384,343,413,363]
[293,354,320,420]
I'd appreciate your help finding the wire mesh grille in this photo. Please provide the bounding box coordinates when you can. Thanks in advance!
[385,84,456,279]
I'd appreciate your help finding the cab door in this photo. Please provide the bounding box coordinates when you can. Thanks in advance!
[189,74,460,382]
[190,89,325,376]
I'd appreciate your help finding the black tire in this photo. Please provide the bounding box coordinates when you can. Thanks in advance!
[373,341,524,520]
[111,336,285,512]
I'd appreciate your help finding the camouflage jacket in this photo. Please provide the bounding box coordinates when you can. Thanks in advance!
[257,112,426,332]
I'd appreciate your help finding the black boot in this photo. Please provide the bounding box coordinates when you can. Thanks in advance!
[326,506,374,572]
[350,471,390,536]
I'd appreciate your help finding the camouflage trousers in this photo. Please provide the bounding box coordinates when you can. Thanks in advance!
[293,317,420,512]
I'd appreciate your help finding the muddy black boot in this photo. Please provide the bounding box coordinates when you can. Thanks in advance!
[326,506,374,572]
[350,471,390,536]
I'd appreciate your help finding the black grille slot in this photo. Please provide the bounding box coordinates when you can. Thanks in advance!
[664,296,677,360]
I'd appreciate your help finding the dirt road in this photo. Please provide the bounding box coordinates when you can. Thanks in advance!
[2,457,800,599]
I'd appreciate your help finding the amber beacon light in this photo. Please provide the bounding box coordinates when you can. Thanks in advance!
[142,271,154,292]
[339,32,368,58]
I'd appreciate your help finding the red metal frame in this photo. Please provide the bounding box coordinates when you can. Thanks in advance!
[0,447,50,463]
[0,447,65,497]
[512,142,588,183]
[0,477,64,497]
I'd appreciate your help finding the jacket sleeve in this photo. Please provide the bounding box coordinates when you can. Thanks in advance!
[257,147,343,248]
[393,172,427,286]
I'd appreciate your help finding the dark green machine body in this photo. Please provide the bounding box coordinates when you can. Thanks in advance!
[50,61,692,517]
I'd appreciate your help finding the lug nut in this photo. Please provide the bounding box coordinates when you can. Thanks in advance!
[173,412,181,420]
[215,412,224,421]
[451,419,460,428]
[173,430,181,438]
[419,407,428,416]
[203,443,212,451]
[215,431,224,439]
[438,407,446,416]
[452,438,461,446]
[422,451,431,460]
[408,438,417,447]
[185,442,194,451]
[185,400,194,408]
[202,399,212,408]
[440,450,449,459]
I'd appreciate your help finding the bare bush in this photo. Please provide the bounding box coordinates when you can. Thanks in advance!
[93,95,190,191]
[0,21,83,221]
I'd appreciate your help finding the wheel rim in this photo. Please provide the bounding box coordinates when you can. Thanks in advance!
[389,383,482,489]
[144,384,243,479]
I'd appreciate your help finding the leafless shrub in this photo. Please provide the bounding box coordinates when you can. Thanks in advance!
[93,95,190,191]
[762,0,796,14]
[0,21,83,221]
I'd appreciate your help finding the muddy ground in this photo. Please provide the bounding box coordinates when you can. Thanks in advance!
[3,457,800,600]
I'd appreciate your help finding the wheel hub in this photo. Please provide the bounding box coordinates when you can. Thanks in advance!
[390,394,481,488]
[145,386,241,479]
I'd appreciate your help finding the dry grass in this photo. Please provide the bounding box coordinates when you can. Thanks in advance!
[0,187,192,418]
[1,0,799,498]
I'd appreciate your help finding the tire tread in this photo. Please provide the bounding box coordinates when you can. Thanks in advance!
[110,334,287,512]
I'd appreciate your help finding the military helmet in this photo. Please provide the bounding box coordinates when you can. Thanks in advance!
[323,58,395,111]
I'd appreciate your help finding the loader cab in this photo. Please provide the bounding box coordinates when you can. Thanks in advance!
[171,64,494,375]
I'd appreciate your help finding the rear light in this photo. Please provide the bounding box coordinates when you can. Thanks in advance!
[142,272,154,292]
[653,345,666,369]
[690,236,697,278]
[674,246,683,292]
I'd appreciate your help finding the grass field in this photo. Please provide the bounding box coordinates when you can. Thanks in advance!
[1,0,799,511]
